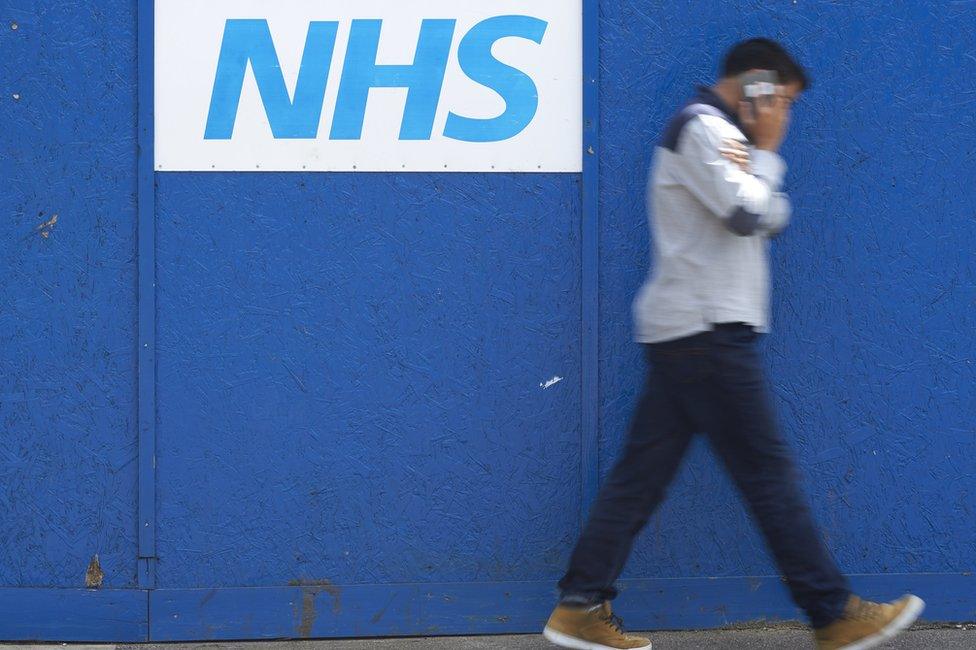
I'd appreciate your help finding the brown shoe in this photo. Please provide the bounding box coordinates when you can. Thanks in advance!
[815,594,925,650]
[543,602,651,650]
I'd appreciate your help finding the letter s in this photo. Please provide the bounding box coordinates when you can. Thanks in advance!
[444,16,547,143]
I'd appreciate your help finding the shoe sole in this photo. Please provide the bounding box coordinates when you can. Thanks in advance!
[835,595,926,650]
[543,626,652,650]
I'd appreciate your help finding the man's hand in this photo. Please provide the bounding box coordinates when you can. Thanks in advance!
[739,89,790,152]
[719,139,752,173]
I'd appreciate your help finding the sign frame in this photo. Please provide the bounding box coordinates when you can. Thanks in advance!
[152,0,585,173]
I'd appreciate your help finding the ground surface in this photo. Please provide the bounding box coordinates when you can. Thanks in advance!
[6,627,976,649]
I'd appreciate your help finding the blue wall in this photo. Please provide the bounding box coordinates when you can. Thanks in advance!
[1,0,973,642]
[599,0,976,583]
[1,0,139,590]
[154,173,582,588]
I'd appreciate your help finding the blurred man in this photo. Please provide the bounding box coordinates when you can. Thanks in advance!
[543,38,924,650]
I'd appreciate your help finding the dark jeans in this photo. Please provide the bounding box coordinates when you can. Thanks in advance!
[558,323,850,629]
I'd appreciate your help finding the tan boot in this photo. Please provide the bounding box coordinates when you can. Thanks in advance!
[543,602,651,650]
[815,594,925,650]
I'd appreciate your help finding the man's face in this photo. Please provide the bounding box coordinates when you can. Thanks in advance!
[734,77,803,138]
[773,81,803,137]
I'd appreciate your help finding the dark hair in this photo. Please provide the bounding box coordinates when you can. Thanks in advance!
[721,38,810,90]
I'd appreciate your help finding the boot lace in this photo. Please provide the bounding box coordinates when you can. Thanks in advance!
[601,610,627,635]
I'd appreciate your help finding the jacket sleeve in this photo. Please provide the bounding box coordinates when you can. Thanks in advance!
[674,115,791,237]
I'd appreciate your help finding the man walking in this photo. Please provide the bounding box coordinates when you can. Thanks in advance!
[543,39,924,650]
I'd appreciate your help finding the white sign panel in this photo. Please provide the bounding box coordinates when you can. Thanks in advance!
[154,0,582,172]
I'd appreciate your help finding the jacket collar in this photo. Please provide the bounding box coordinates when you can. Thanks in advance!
[694,85,750,141]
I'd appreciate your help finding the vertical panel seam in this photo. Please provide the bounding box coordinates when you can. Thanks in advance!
[137,0,157,591]
[580,0,601,521]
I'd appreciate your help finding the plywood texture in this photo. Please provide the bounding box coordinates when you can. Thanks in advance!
[597,1,976,580]
[0,0,139,588]
[154,173,582,587]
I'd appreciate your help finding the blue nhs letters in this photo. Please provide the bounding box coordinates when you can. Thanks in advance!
[204,16,548,142]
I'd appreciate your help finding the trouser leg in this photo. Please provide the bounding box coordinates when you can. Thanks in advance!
[696,325,850,628]
[558,344,696,604]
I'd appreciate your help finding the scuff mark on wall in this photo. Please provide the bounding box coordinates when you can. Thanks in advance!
[540,376,564,390]
[35,213,58,238]
[288,578,342,638]
[370,591,398,624]
[85,554,104,588]
[199,587,218,608]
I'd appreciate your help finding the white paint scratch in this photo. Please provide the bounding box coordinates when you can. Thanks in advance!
[540,376,564,390]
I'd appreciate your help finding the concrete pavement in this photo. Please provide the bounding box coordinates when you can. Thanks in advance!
[6,626,976,649]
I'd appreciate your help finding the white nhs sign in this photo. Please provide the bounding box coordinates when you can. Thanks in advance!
[155,0,582,172]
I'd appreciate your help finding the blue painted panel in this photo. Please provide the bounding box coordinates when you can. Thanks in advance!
[151,581,555,640]
[154,173,582,588]
[3,0,975,640]
[0,588,147,642]
[0,1,139,588]
[598,0,976,583]
[149,573,975,641]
